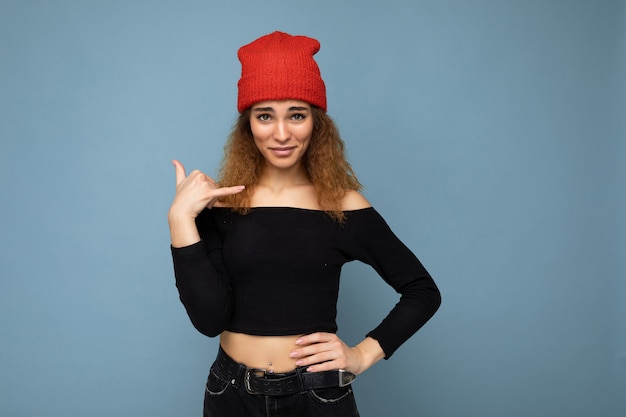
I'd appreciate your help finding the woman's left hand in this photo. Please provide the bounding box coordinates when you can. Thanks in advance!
[289,333,384,375]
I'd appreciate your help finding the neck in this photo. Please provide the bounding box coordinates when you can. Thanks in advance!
[258,164,311,191]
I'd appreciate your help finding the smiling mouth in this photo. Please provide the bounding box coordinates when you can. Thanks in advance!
[269,146,297,156]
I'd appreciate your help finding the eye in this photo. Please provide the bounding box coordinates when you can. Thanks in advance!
[291,113,306,121]
[256,114,271,122]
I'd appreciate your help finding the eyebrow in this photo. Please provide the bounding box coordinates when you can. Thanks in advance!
[252,106,310,112]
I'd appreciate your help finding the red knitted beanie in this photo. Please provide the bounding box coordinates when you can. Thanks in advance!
[237,31,327,113]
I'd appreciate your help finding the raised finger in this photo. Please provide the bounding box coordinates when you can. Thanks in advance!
[204,186,245,209]
[172,160,187,186]
[212,185,246,198]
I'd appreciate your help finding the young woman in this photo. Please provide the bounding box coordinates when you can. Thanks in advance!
[168,31,441,417]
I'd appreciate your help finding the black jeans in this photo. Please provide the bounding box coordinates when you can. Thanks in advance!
[203,348,360,417]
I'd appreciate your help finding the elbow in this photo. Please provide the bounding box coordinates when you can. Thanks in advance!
[190,318,225,338]
[177,289,232,337]
[434,286,442,309]
[429,284,442,316]
[181,299,232,338]
[187,307,231,337]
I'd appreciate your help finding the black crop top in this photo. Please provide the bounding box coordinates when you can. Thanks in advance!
[171,207,440,358]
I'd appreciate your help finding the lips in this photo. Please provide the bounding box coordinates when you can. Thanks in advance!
[269,146,297,157]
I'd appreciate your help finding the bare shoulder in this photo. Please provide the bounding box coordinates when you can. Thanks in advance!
[341,190,372,211]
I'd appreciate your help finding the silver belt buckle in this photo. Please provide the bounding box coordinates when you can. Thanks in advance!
[244,368,266,394]
[337,369,356,387]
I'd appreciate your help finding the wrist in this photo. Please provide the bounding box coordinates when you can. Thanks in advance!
[352,337,385,375]
[168,207,197,226]
[168,209,201,248]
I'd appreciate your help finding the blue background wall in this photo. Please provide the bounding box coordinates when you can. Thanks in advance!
[1,1,624,416]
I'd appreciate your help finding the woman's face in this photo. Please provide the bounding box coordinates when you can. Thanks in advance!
[249,100,313,172]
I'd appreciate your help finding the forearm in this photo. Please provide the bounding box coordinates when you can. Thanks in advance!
[172,242,232,337]
[366,282,441,358]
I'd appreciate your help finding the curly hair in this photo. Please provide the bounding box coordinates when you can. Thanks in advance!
[217,107,361,221]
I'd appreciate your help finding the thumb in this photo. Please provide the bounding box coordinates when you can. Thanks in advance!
[172,160,186,186]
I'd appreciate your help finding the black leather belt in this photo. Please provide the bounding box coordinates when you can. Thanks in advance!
[213,347,356,396]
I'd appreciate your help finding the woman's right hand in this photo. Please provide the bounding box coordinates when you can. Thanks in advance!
[168,160,244,247]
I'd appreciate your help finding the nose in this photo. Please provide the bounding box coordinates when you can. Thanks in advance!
[273,120,291,141]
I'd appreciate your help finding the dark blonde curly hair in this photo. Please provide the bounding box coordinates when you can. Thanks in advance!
[217,107,361,221]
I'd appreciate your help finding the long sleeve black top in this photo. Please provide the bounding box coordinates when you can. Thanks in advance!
[171,207,440,358]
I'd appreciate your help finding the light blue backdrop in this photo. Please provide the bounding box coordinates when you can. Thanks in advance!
[1,1,624,416]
